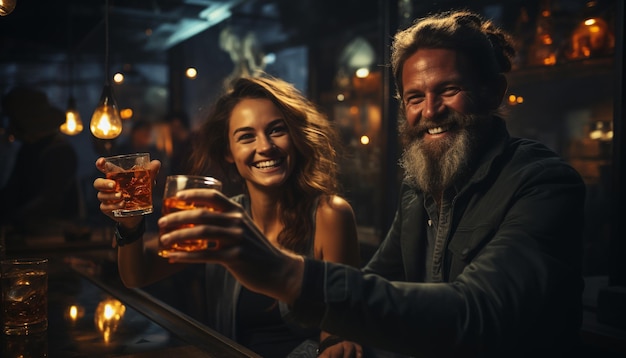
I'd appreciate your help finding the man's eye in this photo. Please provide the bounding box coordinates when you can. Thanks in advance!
[442,87,461,96]
[405,95,424,105]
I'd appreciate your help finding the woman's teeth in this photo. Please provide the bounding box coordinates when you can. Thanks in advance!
[254,159,282,169]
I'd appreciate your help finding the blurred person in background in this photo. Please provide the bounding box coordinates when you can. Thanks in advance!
[165,110,194,176]
[0,86,79,238]
[115,118,164,159]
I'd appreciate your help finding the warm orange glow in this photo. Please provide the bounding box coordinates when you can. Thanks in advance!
[0,0,16,16]
[91,85,123,139]
[90,106,122,139]
[95,299,126,343]
[360,135,370,145]
[65,304,85,323]
[508,94,524,105]
[355,68,369,78]
[584,18,597,26]
[508,95,517,103]
[541,35,553,45]
[542,54,556,65]
[120,108,133,119]
[69,305,78,320]
[61,109,84,135]
[186,67,198,79]
[113,73,124,84]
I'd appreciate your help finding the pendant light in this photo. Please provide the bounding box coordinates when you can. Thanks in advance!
[61,96,84,135]
[0,0,17,16]
[90,0,122,139]
[61,13,84,136]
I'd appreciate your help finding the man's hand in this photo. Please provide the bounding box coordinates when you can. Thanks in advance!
[159,188,305,304]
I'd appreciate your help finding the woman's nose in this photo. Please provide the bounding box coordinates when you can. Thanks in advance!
[257,135,275,152]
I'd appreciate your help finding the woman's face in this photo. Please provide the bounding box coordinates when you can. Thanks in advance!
[226,98,296,191]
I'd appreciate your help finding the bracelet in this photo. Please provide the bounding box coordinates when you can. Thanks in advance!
[316,335,346,356]
[114,217,146,247]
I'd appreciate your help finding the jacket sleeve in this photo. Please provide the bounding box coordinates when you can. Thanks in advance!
[363,183,424,281]
[361,207,405,279]
[289,158,585,357]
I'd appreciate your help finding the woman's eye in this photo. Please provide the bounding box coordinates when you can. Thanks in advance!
[270,125,287,136]
[236,133,254,142]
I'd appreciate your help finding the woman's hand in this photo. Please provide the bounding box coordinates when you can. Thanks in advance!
[93,157,161,229]
[160,189,305,304]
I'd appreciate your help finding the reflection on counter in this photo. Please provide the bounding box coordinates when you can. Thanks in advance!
[1,253,259,357]
[94,298,126,343]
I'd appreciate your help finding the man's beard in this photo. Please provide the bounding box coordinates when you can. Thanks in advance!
[398,111,493,195]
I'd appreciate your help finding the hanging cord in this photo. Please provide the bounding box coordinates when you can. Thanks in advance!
[66,9,75,100]
[104,0,110,86]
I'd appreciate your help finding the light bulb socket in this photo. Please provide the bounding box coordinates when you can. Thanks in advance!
[98,84,118,108]
[67,96,78,110]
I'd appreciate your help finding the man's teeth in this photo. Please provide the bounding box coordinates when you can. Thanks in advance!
[254,159,281,169]
[428,126,446,135]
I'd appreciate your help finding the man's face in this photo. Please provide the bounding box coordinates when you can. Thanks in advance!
[398,48,496,194]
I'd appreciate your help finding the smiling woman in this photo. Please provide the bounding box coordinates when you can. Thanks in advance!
[180,73,362,357]
[226,99,296,193]
[92,73,363,357]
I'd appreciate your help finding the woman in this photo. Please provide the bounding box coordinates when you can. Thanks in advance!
[94,75,362,357]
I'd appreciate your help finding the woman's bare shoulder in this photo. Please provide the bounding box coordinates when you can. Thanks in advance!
[317,194,355,217]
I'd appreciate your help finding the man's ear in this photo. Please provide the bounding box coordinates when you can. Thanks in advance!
[489,74,508,109]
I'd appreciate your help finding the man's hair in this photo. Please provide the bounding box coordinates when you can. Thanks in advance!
[391,10,516,100]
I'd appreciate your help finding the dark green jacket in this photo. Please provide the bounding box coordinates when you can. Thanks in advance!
[293,122,586,357]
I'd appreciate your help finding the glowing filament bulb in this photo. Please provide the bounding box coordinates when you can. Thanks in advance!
[90,85,122,139]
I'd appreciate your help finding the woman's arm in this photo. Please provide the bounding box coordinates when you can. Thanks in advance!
[94,157,186,287]
[314,195,362,357]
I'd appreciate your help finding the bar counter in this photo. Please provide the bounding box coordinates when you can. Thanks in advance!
[1,233,261,358]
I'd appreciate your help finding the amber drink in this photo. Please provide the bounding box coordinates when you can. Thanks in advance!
[103,153,153,217]
[1,258,48,335]
[158,175,222,257]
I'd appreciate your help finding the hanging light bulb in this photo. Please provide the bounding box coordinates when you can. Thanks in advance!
[90,84,122,139]
[0,0,17,16]
[61,97,84,135]
[61,10,83,136]
[90,0,122,140]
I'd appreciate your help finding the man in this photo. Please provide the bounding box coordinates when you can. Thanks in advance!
[156,10,585,357]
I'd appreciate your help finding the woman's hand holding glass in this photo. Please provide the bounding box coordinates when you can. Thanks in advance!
[93,157,161,229]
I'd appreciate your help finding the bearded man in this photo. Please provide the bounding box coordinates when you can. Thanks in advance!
[145,10,587,358]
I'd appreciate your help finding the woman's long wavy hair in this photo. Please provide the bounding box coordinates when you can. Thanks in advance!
[190,74,341,254]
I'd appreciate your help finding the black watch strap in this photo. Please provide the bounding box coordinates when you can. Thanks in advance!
[114,217,146,247]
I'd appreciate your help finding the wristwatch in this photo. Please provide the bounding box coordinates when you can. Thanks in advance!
[114,217,146,247]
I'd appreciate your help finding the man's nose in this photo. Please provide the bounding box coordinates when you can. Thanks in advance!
[422,94,444,120]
